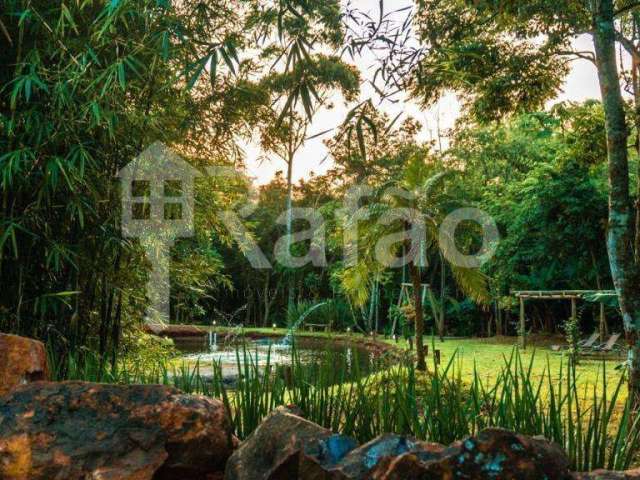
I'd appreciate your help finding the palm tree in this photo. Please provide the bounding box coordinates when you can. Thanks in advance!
[340,153,489,371]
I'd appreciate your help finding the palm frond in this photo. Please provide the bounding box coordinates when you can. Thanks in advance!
[340,262,374,308]
[449,263,490,304]
[421,170,453,198]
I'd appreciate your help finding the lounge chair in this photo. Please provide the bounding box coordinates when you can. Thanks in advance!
[551,332,599,352]
[590,332,622,353]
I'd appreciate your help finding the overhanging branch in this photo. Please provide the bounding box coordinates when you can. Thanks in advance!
[614,2,640,18]
[557,50,596,64]
[615,30,640,61]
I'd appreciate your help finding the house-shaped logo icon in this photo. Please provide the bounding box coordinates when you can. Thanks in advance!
[117,142,202,324]
[117,141,201,239]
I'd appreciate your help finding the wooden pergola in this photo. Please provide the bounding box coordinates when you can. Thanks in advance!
[512,290,616,349]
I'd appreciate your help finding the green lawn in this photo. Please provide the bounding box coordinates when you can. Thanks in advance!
[399,336,626,396]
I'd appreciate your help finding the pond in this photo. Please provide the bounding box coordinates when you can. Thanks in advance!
[172,332,387,384]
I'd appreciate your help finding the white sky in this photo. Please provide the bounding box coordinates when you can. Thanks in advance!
[243,5,602,186]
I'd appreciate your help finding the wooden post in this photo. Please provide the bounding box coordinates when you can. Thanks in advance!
[519,297,526,350]
[599,303,607,342]
[570,296,579,364]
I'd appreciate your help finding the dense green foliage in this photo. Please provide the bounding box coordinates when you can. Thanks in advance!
[220,104,620,339]
[408,0,640,400]
[6,0,640,470]
[0,0,359,365]
[0,0,635,397]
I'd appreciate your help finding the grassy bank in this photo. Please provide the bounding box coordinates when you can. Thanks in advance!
[202,327,626,399]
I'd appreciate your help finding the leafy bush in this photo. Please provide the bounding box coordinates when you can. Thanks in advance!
[388,303,413,339]
[446,299,479,336]
[285,300,349,330]
[322,298,357,331]
[119,329,177,372]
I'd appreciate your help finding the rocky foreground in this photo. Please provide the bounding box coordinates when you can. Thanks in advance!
[2,333,640,479]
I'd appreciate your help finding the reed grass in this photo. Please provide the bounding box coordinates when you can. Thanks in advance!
[48,341,640,471]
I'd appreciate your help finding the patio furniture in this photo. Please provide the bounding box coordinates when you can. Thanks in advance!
[590,332,622,353]
[550,332,599,352]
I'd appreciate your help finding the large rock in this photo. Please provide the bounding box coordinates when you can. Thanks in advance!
[369,428,572,480]
[298,428,566,480]
[297,434,361,479]
[299,434,443,480]
[223,408,442,480]
[224,406,343,480]
[226,407,574,480]
[0,333,49,396]
[0,381,236,480]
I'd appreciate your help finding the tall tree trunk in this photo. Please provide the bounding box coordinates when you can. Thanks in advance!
[593,0,640,404]
[629,11,640,263]
[263,274,271,327]
[110,290,122,370]
[438,252,446,341]
[633,52,640,260]
[286,146,294,312]
[409,261,427,371]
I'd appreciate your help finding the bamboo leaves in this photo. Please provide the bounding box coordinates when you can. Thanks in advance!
[185,39,240,90]
[0,0,251,348]
[9,65,48,108]
[337,101,379,161]
[0,222,25,259]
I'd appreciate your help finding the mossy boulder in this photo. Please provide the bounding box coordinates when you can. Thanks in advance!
[0,333,49,396]
[0,381,236,480]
